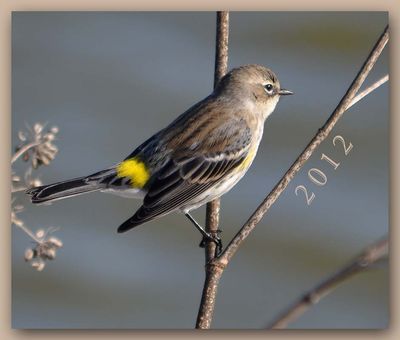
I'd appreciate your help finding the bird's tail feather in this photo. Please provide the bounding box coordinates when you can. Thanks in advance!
[26,176,102,204]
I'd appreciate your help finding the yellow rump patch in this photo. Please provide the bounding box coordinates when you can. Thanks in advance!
[116,158,150,188]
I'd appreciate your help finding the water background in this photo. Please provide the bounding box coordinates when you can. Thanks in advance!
[12,12,388,329]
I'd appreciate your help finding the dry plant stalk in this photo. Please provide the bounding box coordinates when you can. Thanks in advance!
[11,122,63,271]
[268,237,388,329]
[196,11,229,329]
[195,24,389,329]
[204,11,230,263]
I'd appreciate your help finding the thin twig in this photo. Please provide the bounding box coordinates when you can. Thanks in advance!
[219,25,389,265]
[213,11,230,89]
[347,74,389,109]
[12,220,41,243]
[11,141,40,164]
[12,186,28,193]
[268,237,388,329]
[195,25,389,329]
[196,11,229,330]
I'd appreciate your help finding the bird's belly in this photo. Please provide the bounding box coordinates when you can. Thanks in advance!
[181,170,246,212]
[180,137,262,213]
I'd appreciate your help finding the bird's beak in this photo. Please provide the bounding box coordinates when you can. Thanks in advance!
[278,88,294,96]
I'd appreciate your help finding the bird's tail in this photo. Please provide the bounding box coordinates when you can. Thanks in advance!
[26,167,120,204]
[26,176,103,204]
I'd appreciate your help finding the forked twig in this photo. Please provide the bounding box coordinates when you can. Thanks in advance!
[11,141,41,164]
[195,25,389,329]
[219,26,388,265]
[347,74,389,109]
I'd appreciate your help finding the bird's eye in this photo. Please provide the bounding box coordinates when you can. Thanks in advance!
[264,83,274,94]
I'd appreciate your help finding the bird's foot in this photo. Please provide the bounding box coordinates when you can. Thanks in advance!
[199,229,223,257]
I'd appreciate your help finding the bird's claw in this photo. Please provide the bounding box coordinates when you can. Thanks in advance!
[199,229,223,257]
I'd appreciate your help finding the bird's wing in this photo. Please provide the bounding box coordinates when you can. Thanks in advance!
[118,119,253,232]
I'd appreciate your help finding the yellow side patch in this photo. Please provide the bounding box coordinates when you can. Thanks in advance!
[117,158,150,188]
[238,147,257,171]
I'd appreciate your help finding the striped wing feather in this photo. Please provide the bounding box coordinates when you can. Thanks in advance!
[117,152,246,232]
[117,112,253,233]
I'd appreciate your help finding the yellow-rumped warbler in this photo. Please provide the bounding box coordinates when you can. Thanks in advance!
[26,64,292,254]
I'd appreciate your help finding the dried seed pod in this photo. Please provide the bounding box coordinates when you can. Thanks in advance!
[40,148,56,160]
[31,179,42,187]
[44,143,58,152]
[45,248,56,260]
[50,126,59,134]
[48,237,63,248]
[12,175,21,183]
[36,229,45,239]
[39,154,50,166]
[31,260,45,271]
[24,248,34,261]
[44,133,55,141]
[33,123,43,134]
[18,131,27,141]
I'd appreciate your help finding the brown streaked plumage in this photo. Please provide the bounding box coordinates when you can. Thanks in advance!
[26,64,293,253]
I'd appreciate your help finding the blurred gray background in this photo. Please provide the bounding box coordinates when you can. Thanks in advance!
[12,12,388,329]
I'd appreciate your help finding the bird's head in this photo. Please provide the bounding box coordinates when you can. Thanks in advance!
[216,64,293,120]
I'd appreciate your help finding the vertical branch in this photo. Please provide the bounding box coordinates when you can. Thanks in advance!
[196,11,229,329]
[213,12,230,89]
[205,11,229,263]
